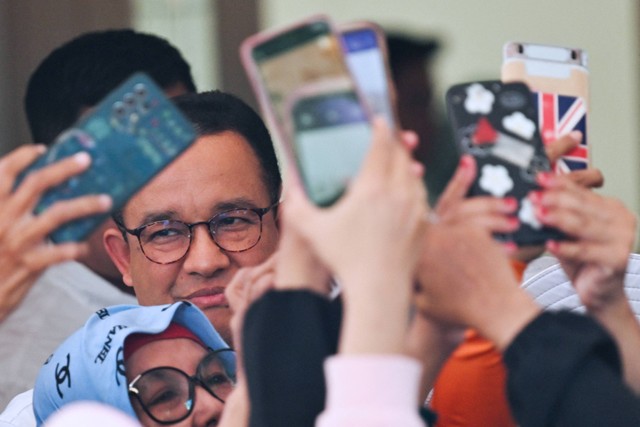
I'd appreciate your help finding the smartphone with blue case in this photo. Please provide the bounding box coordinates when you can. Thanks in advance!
[15,72,197,243]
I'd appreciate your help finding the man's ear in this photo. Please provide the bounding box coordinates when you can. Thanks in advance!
[104,228,134,287]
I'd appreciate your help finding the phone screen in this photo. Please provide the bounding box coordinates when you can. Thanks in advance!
[291,90,371,206]
[247,17,372,207]
[341,28,395,127]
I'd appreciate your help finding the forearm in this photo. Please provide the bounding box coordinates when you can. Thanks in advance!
[590,297,640,395]
[471,288,541,352]
[339,273,412,355]
[404,315,461,402]
[505,311,640,427]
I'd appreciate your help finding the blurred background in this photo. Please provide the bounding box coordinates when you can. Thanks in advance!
[0,0,638,216]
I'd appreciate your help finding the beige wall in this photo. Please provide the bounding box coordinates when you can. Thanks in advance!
[259,0,640,215]
[0,0,130,155]
[1,1,637,215]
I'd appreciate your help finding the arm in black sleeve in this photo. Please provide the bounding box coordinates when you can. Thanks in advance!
[242,289,342,427]
[505,311,640,427]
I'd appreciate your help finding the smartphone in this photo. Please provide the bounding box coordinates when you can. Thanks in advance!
[339,21,398,129]
[285,79,372,206]
[445,80,561,246]
[240,15,372,206]
[502,42,589,172]
[15,72,197,243]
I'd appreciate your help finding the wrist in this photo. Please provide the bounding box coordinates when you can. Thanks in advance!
[339,285,411,354]
[474,292,542,351]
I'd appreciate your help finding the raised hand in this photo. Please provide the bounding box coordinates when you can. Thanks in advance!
[0,145,111,321]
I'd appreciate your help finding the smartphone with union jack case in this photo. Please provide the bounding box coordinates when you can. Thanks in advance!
[501,42,589,173]
[446,80,562,246]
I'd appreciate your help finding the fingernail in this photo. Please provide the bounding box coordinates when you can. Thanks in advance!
[508,216,520,228]
[536,172,555,186]
[73,152,91,166]
[34,144,47,154]
[502,241,518,254]
[504,197,518,211]
[568,130,583,143]
[535,206,548,220]
[98,195,113,209]
[459,155,472,169]
[528,191,542,204]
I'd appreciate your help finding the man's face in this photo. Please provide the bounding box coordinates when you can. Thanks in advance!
[105,131,279,343]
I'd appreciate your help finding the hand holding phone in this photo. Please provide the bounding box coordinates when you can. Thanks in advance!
[15,73,197,242]
[446,80,561,246]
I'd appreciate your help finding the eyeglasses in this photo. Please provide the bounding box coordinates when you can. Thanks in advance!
[128,348,236,425]
[116,203,278,265]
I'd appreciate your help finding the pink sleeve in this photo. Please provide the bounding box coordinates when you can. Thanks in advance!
[316,355,426,427]
[43,402,141,427]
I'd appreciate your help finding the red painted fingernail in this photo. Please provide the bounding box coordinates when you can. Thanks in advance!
[504,197,518,211]
[537,172,555,186]
[529,191,542,204]
[460,155,472,168]
[568,130,583,143]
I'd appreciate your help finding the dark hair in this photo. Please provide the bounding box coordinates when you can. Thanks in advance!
[172,91,281,205]
[112,91,281,228]
[25,29,197,145]
[385,32,440,67]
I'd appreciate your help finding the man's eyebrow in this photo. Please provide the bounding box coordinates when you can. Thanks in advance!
[137,211,179,227]
[213,198,263,213]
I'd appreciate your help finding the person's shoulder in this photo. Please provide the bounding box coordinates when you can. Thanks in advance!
[0,390,35,427]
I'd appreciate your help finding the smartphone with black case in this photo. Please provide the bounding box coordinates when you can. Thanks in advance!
[16,72,197,243]
[446,80,561,246]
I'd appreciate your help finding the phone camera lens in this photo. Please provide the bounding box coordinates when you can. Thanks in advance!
[112,101,126,118]
[134,83,147,98]
[124,93,135,106]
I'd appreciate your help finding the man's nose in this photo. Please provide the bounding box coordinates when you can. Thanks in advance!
[181,225,230,275]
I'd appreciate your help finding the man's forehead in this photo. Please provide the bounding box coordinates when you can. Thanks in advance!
[130,197,266,225]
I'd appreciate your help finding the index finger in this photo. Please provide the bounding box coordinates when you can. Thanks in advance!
[0,145,46,196]
[435,155,476,216]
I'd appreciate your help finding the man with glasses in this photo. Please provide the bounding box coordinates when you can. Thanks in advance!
[104,90,282,346]
[33,302,237,426]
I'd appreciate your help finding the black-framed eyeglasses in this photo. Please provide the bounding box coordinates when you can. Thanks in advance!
[116,202,278,265]
[128,348,236,425]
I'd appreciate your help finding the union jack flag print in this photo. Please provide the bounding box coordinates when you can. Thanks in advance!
[534,92,588,172]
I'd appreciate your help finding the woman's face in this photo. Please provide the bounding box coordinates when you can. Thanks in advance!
[125,338,225,426]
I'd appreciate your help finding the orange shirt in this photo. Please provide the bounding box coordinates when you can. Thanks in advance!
[430,260,527,427]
